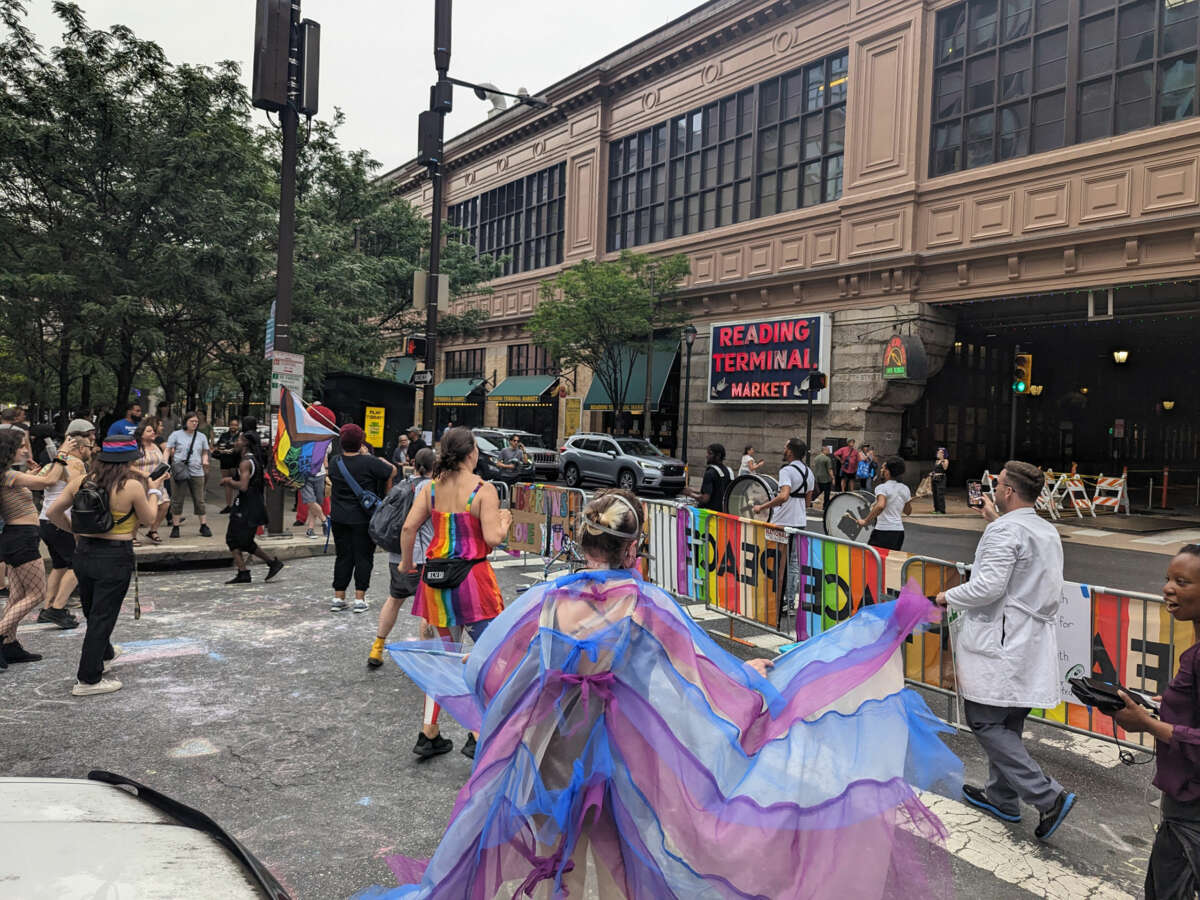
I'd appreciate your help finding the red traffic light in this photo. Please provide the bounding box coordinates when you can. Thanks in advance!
[404,335,428,358]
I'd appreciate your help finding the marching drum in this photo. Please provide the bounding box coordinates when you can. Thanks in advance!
[724,473,779,521]
[823,490,876,543]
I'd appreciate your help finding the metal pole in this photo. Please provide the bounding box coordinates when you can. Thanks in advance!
[266,0,301,536]
[1009,343,1020,459]
[681,340,693,466]
[805,368,815,462]
[642,288,655,439]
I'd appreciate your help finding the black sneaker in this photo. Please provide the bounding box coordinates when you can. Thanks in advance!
[199,524,213,538]
[413,732,453,759]
[461,733,477,760]
[265,559,285,582]
[170,526,180,539]
[226,570,251,585]
[1035,791,1076,841]
[37,608,80,630]
[961,784,1020,822]
[218,506,232,514]
[2,640,43,663]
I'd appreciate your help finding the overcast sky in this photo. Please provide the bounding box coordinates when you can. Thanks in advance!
[22,1,701,173]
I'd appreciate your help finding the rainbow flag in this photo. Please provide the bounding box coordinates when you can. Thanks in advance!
[270,387,337,487]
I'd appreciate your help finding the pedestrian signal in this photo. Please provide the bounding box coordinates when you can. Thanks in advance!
[809,371,827,391]
[404,336,427,358]
[1012,353,1032,394]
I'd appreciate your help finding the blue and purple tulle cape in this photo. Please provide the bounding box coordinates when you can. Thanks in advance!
[358,571,963,899]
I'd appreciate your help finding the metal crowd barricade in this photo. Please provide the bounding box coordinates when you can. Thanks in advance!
[900,554,1181,750]
[789,529,887,643]
[488,480,511,509]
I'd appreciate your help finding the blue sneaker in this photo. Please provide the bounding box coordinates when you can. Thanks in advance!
[1035,791,1076,840]
[961,785,1021,822]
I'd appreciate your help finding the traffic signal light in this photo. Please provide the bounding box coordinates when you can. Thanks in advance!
[1012,353,1032,394]
[809,371,827,391]
[404,335,427,358]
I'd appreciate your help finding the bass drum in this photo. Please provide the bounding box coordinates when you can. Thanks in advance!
[724,473,779,521]
[823,490,877,543]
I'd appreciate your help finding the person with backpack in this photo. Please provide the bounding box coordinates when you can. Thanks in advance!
[833,439,861,493]
[0,428,73,670]
[683,443,734,512]
[752,438,816,621]
[221,429,284,585]
[367,447,436,669]
[46,435,166,696]
[327,423,395,613]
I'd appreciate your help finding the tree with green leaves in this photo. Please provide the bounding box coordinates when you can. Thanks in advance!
[529,250,691,422]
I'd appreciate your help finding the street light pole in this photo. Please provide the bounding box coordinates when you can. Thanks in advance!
[680,324,697,467]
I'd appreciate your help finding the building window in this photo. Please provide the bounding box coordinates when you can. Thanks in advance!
[444,348,484,380]
[447,161,565,277]
[605,49,848,252]
[931,0,1199,175]
[506,343,554,377]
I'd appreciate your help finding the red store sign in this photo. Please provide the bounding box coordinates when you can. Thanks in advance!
[707,314,831,404]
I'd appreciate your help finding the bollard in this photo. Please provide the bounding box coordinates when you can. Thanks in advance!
[1162,465,1170,509]
[1148,478,1154,512]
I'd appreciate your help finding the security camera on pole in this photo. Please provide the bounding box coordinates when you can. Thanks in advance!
[416,0,551,439]
[252,0,320,533]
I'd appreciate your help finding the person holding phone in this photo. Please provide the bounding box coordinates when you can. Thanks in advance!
[1110,545,1200,898]
[132,420,169,544]
[931,448,949,514]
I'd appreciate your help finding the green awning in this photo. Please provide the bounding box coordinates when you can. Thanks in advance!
[383,357,417,383]
[434,377,487,406]
[490,375,557,406]
[583,349,677,412]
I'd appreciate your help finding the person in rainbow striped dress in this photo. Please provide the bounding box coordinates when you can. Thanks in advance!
[399,427,510,761]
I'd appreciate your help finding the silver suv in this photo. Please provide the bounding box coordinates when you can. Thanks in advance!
[472,428,561,481]
[559,433,686,495]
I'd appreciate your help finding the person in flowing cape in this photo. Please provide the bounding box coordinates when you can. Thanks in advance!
[359,489,963,899]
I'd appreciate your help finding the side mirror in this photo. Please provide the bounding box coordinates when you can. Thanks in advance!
[606,450,617,458]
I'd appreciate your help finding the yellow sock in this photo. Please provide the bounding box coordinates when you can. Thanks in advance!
[368,637,385,662]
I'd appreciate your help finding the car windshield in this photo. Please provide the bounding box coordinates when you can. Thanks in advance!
[616,439,664,457]
[473,435,500,453]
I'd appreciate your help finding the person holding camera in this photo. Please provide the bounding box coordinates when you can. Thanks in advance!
[1110,544,1200,898]
[47,435,167,695]
[935,460,1075,841]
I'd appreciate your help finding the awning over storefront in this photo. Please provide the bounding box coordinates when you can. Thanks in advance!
[583,349,677,412]
[383,357,417,383]
[489,375,558,407]
[433,377,487,406]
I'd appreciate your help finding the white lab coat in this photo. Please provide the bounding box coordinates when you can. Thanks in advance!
[944,507,1063,710]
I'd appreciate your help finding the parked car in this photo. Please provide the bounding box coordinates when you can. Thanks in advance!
[472,432,536,484]
[1,771,289,898]
[558,433,686,495]
[473,428,560,481]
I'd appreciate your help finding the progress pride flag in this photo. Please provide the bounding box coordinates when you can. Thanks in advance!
[708,314,828,403]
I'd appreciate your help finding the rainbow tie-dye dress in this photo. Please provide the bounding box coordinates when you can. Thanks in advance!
[412,480,504,628]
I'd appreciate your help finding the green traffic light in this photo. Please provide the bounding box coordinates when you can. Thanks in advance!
[1013,380,1026,392]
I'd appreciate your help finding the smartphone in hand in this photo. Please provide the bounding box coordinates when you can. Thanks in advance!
[967,479,984,508]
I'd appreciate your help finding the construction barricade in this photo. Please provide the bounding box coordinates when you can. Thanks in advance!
[900,554,1190,750]
[1092,474,1131,514]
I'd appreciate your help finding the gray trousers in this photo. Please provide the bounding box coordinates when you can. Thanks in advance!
[964,700,1063,814]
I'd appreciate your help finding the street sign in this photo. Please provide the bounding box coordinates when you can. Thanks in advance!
[412,370,434,386]
[265,300,276,359]
[270,351,305,399]
[364,406,385,448]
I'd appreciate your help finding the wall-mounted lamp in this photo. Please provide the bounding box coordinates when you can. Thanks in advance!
[1162,400,1176,411]
[1112,349,1130,364]
[1079,387,1089,395]
[1029,385,1044,396]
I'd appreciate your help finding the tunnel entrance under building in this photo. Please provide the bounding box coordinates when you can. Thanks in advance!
[906,283,1200,497]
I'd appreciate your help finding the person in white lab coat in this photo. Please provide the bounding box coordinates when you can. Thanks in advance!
[935,460,1076,841]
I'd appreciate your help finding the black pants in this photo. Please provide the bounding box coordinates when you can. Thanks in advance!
[331,521,375,592]
[932,473,947,513]
[816,481,832,508]
[868,529,905,550]
[73,538,134,685]
[1146,795,1200,900]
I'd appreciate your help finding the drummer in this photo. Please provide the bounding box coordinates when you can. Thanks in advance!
[682,443,734,511]
[855,456,912,551]
[753,438,815,619]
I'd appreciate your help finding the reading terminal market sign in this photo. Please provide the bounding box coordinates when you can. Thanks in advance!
[707,314,831,404]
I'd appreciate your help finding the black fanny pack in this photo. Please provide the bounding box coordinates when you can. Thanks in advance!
[420,557,485,590]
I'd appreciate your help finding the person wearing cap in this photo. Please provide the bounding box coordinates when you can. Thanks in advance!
[404,426,427,463]
[327,423,395,612]
[0,428,71,669]
[36,419,96,629]
[47,435,167,696]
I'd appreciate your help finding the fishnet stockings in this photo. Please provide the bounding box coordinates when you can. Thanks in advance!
[0,558,46,640]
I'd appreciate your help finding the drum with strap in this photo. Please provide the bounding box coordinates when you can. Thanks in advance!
[823,490,876,543]
[724,473,779,521]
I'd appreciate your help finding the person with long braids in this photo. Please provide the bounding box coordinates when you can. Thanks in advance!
[47,436,166,695]
[398,427,510,760]
[0,429,71,669]
[362,489,963,899]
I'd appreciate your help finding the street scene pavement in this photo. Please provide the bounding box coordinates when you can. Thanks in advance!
[0,548,1173,899]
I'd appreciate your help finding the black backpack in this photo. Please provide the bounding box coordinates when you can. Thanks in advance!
[71,480,133,535]
[368,476,427,553]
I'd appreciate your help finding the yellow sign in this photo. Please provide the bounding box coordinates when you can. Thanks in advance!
[364,406,385,449]
[563,397,581,438]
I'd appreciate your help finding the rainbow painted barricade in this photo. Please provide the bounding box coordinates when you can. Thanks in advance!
[899,554,1192,750]
[504,483,588,561]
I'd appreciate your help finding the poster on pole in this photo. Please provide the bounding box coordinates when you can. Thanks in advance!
[364,406,385,450]
[270,351,305,398]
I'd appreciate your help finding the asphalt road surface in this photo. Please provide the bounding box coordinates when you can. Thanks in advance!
[0,553,1162,899]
